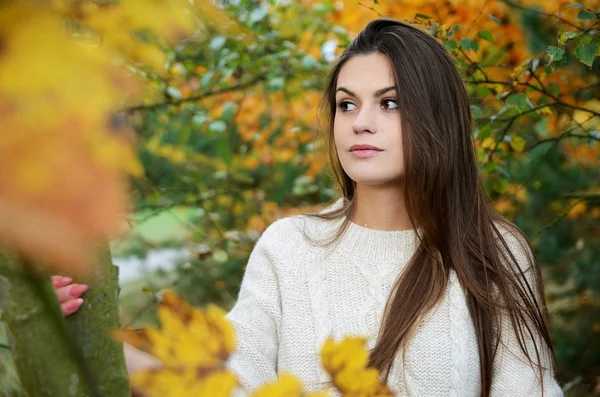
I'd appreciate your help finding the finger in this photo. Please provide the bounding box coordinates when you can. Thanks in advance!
[51,276,73,288]
[61,298,83,317]
[55,284,88,303]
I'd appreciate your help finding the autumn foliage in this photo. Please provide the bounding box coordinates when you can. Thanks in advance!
[115,290,391,396]
[1,0,599,395]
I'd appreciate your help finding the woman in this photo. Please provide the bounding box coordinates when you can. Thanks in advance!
[56,18,563,396]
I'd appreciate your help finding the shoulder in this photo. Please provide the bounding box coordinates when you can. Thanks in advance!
[492,220,536,275]
[256,199,344,253]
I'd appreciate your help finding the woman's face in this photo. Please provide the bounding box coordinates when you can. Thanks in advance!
[333,52,404,187]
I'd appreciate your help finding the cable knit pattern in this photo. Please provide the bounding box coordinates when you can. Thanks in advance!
[448,271,472,397]
[225,199,563,396]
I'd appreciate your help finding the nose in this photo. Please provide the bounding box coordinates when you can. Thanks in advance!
[352,107,377,134]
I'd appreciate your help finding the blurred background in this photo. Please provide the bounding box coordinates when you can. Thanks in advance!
[0,0,598,395]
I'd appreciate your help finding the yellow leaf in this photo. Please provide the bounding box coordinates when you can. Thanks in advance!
[567,201,587,219]
[480,137,496,150]
[132,369,237,397]
[320,337,393,396]
[0,3,139,275]
[114,290,236,373]
[510,136,526,152]
[250,373,304,397]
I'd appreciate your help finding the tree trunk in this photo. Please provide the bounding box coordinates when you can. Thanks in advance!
[0,250,95,397]
[65,242,130,397]
[0,243,130,397]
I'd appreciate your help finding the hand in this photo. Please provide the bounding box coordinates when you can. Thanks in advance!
[51,276,88,317]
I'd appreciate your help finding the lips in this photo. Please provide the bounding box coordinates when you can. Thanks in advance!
[349,144,383,152]
[349,144,383,158]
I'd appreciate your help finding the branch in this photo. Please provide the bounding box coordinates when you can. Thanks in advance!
[460,48,490,82]
[124,77,266,113]
[470,81,600,119]
[501,0,584,31]
[534,196,585,237]
[527,132,600,150]
[358,2,384,17]
[465,0,490,38]
[496,102,558,121]
[528,67,554,99]
[563,193,600,200]
[486,117,517,163]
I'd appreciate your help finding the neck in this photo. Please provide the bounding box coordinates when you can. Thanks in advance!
[351,183,412,231]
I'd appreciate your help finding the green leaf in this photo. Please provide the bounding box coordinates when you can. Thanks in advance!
[577,9,596,20]
[493,178,509,194]
[478,30,493,42]
[482,47,507,66]
[476,124,492,140]
[209,36,227,51]
[534,118,549,136]
[506,93,528,109]
[301,54,320,71]
[209,120,227,134]
[488,14,502,25]
[510,136,526,152]
[221,102,236,121]
[192,113,207,126]
[460,38,479,52]
[567,3,583,7]
[471,105,483,119]
[444,39,457,50]
[446,24,461,38]
[166,87,182,100]
[212,249,229,264]
[201,70,215,89]
[549,83,560,97]
[557,30,578,46]
[268,76,285,92]
[575,43,597,68]
[249,4,269,24]
[477,87,493,97]
[546,45,566,63]
[216,137,232,165]
[415,13,431,19]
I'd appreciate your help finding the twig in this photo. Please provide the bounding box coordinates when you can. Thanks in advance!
[122,273,185,329]
[534,194,592,237]
[487,117,517,163]
[358,2,384,18]
[498,119,593,208]
[496,102,558,121]
[563,193,600,200]
[125,77,265,113]
[465,0,489,38]
[527,132,600,150]
[501,0,584,31]
[471,78,600,118]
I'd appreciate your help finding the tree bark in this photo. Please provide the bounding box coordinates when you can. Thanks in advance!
[0,243,130,397]
[65,242,130,397]
[0,250,95,397]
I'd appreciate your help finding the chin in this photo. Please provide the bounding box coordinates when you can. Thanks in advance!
[349,175,402,187]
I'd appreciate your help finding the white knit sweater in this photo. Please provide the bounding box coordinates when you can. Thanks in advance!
[226,199,563,396]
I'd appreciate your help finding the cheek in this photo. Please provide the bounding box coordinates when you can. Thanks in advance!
[333,116,345,149]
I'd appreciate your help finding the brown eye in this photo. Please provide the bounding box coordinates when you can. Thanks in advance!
[337,100,357,112]
[381,98,398,110]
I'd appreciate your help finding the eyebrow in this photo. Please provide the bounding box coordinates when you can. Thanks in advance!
[335,86,396,98]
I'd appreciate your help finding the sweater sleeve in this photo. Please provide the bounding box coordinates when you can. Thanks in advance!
[225,224,282,394]
[491,225,563,397]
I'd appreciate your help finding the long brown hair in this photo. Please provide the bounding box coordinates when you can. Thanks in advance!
[311,18,554,396]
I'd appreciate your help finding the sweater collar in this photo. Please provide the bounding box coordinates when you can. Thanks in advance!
[316,198,420,263]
